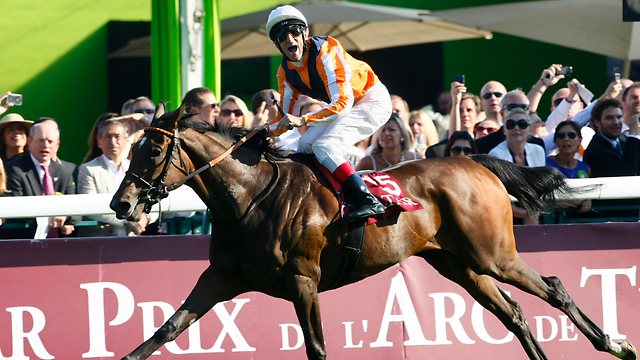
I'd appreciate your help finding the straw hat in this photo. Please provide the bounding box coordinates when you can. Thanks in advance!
[0,113,33,134]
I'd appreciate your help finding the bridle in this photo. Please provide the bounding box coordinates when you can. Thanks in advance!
[125,125,261,214]
[125,126,185,214]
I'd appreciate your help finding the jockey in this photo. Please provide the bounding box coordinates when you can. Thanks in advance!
[265,5,392,223]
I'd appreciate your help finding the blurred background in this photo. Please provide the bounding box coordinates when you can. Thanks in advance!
[1,0,637,163]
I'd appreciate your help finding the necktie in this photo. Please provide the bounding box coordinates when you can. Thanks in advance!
[41,164,55,195]
[614,141,623,155]
[41,164,59,237]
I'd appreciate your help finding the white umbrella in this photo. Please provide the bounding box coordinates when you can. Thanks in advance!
[220,0,492,59]
[432,0,640,76]
[108,0,492,60]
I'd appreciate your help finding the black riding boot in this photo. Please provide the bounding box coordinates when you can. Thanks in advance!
[341,174,386,222]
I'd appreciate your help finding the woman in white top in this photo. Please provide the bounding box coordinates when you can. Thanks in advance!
[488,108,545,167]
[488,108,545,224]
[356,113,423,171]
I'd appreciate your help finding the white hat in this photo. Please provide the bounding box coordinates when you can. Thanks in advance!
[265,5,307,41]
[0,113,33,134]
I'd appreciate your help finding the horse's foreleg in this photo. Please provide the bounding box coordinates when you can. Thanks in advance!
[422,250,548,360]
[495,256,637,360]
[122,266,238,360]
[287,274,326,360]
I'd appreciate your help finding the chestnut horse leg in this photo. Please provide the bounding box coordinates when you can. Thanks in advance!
[490,254,637,360]
[422,250,548,360]
[286,274,326,360]
[122,266,243,360]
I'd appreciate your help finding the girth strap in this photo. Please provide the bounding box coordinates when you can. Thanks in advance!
[330,221,366,288]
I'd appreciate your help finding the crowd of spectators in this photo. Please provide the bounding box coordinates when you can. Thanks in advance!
[1,63,639,238]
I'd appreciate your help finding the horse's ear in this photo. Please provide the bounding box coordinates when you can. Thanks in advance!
[155,102,166,119]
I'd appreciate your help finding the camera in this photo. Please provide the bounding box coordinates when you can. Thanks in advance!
[6,94,23,106]
[455,74,465,84]
[614,72,621,82]
[557,66,573,76]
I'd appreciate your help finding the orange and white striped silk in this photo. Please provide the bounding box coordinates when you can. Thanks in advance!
[268,36,379,135]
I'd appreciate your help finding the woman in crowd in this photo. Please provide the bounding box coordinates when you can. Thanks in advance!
[217,95,252,129]
[356,113,423,171]
[546,120,589,179]
[0,113,33,163]
[408,110,439,154]
[444,131,477,157]
[488,108,545,224]
[488,108,545,166]
[546,120,591,215]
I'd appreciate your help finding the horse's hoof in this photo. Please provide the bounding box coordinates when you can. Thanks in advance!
[619,341,637,360]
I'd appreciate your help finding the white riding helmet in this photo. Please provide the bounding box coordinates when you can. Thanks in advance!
[265,5,308,41]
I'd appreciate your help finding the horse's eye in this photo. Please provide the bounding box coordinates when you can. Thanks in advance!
[150,147,162,157]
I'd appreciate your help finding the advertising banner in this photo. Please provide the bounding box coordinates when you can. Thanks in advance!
[1,223,639,359]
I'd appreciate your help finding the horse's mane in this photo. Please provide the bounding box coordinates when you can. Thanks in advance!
[175,115,288,161]
[179,116,216,133]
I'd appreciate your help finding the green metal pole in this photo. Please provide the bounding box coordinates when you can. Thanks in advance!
[203,0,221,100]
[151,0,182,108]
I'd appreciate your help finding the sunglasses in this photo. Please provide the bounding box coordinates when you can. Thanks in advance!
[556,131,578,140]
[482,91,503,100]
[275,24,305,42]
[505,103,530,112]
[220,109,244,117]
[505,119,529,130]
[474,125,498,134]
[207,102,219,109]
[451,146,474,155]
[134,108,155,114]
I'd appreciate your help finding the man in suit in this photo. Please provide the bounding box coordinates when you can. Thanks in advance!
[5,119,76,237]
[77,118,149,236]
[583,98,640,177]
[583,98,640,220]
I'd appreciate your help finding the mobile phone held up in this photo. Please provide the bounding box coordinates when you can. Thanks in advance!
[455,74,465,84]
[6,94,23,106]
[557,66,573,76]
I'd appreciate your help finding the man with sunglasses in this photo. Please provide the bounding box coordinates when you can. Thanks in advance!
[183,87,220,127]
[131,96,156,126]
[475,90,545,154]
[264,5,392,223]
[479,81,507,123]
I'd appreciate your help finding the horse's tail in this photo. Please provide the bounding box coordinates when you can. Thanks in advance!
[470,154,571,213]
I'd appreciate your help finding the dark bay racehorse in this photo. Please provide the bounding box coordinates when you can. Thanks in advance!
[110,103,636,360]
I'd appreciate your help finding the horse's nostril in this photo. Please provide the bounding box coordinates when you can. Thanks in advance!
[110,200,131,219]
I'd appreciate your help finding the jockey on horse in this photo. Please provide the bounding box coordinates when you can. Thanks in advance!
[265,5,392,223]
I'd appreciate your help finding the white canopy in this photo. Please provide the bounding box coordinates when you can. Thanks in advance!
[433,0,640,76]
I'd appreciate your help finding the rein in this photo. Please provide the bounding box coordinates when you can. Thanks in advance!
[165,128,260,192]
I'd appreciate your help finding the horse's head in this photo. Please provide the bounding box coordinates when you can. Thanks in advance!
[110,102,191,221]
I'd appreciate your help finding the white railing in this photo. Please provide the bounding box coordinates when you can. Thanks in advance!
[0,186,206,219]
[1,177,640,219]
